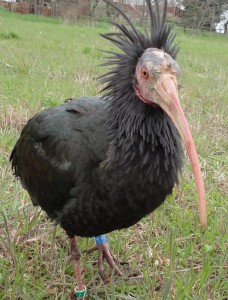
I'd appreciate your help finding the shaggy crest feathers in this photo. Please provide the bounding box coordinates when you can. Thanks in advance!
[100,0,179,99]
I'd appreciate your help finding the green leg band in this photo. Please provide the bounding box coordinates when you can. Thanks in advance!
[74,286,88,298]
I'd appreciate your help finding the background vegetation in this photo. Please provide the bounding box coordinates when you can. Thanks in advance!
[0,9,227,300]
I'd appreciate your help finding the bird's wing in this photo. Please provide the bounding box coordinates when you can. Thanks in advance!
[10,96,108,216]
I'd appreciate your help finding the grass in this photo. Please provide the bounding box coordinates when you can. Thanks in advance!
[0,9,227,300]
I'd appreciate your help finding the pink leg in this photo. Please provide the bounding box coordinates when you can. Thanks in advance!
[70,237,84,291]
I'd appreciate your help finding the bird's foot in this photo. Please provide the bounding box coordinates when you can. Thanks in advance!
[85,236,122,282]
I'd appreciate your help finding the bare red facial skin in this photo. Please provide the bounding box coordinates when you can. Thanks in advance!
[134,87,158,108]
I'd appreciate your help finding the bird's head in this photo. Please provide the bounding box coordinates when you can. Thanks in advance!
[134,48,180,108]
[134,48,185,142]
[101,0,206,228]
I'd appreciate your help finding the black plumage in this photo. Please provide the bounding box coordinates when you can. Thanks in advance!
[10,94,182,237]
[10,0,206,285]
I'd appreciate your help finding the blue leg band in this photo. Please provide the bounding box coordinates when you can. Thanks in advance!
[94,235,107,245]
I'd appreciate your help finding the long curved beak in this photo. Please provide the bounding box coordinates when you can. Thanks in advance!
[155,75,207,228]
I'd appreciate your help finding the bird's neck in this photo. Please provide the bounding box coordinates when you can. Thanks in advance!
[104,94,183,195]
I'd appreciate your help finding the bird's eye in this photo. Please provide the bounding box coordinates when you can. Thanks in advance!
[141,68,149,79]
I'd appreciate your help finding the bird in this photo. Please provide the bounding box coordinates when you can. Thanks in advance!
[10,0,206,297]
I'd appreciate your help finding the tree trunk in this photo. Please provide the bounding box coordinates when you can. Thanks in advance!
[51,0,57,18]
[210,4,216,32]
[224,21,228,34]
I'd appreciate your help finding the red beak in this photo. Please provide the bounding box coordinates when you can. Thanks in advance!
[155,75,207,228]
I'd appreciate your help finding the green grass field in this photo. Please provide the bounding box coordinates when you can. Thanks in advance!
[0,9,227,300]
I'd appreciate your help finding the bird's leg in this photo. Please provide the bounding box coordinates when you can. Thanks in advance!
[86,235,122,281]
[70,237,87,299]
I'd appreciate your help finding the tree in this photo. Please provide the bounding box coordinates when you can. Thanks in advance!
[181,0,227,31]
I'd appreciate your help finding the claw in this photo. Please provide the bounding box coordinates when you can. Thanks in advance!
[101,243,122,276]
[86,241,122,281]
